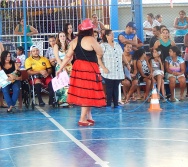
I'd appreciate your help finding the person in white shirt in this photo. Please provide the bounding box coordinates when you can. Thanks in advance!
[143,13,161,43]
[155,14,163,25]
[16,46,26,70]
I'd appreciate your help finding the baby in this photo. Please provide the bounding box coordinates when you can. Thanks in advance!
[8,58,21,82]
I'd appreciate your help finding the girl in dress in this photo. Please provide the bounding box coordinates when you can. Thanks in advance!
[149,48,166,101]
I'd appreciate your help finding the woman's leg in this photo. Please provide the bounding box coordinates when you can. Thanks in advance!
[113,80,121,107]
[156,75,162,95]
[168,77,176,100]
[161,79,165,97]
[143,78,151,100]
[104,78,114,107]
[11,80,21,106]
[126,80,138,101]
[79,107,94,125]
[2,84,13,108]
[177,76,186,99]
[122,79,131,99]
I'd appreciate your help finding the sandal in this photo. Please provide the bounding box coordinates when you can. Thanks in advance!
[87,119,95,124]
[169,98,176,102]
[78,121,93,126]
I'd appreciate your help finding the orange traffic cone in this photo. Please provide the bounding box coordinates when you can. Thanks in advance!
[148,85,162,112]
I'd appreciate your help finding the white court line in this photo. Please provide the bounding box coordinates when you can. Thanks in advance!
[1,127,188,137]
[0,130,60,137]
[0,140,72,151]
[35,106,110,167]
[1,137,188,152]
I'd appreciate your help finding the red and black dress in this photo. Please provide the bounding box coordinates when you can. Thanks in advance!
[67,36,106,107]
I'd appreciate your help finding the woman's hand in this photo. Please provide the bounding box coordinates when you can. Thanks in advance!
[7,74,15,82]
[103,67,109,74]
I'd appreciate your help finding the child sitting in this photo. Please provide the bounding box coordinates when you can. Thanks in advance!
[149,48,166,102]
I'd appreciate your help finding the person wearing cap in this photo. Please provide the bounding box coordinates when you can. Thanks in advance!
[25,45,54,106]
[15,46,26,70]
[56,19,106,126]
[118,21,138,52]
[0,51,21,112]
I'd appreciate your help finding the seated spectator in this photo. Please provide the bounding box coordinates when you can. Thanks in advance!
[136,48,153,101]
[165,46,186,102]
[149,26,160,52]
[91,13,106,37]
[155,14,163,25]
[118,21,138,52]
[45,35,56,77]
[93,30,102,43]
[122,44,138,103]
[0,51,21,112]
[143,13,160,44]
[173,10,188,51]
[25,45,55,106]
[159,25,167,34]
[149,48,166,101]
[15,46,26,70]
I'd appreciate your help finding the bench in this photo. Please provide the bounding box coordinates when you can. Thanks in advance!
[118,79,188,101]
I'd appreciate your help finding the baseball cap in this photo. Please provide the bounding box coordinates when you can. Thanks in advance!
[30,45,39,52]
[126,21,137,30]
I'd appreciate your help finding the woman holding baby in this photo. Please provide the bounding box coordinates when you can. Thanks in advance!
[0,50,21,113]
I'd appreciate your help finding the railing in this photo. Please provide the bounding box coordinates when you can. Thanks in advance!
[0,28,185,57]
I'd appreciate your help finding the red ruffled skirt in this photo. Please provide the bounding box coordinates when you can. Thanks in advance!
[67,60,106,107]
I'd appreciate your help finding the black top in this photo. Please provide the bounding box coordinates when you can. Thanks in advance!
[149,36,158,48]
[158,44,171,62]
[74,36,98,63]
[0,62,15,74]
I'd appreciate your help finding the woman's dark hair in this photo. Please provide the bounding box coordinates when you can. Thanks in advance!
[56,31,68,51]
[179,10,186,15]
[159,25,167,32]
[170,46,181,56]
[161,28,170,33]
[63,23,74,40]
[1,50,12,67]
[133,48,146,60]
[17,46,24,54]
[19,17,23,22]
[149,48,163,62]
[155,14,162,19]
[78,28,93,37]
[147,13,154,19]
[102,29,112,43]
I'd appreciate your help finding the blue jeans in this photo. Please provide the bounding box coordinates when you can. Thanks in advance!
[2,80,21,107]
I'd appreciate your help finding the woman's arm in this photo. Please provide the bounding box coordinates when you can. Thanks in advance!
[133,60,137,75]
[14,25,23,35]
[153,40,160,50]
[53,44,62,65]
[91,38,103,58]
[184,34,188,47]
[27,26,38,36]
